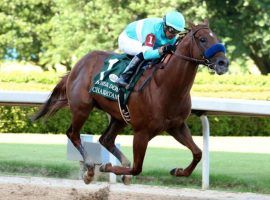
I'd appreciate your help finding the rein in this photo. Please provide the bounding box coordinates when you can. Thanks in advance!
[173,52,210,65]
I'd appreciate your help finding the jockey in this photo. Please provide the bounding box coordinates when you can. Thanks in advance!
[116,11,185,87]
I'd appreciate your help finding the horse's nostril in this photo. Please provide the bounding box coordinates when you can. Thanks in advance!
[218,60,225,66]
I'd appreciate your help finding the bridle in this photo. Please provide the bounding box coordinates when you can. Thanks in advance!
[139,26,226,91]
[172,26,218,68]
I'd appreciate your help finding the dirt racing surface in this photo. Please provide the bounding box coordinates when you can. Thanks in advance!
[0,176,269,200]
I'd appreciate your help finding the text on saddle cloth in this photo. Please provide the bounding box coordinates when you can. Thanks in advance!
[90,54,145,102]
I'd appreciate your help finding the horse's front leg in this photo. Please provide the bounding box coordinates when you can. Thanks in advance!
[99,117,130,168]
[167,123,202,177]
[100,130,149,183]
[99,117,132,184]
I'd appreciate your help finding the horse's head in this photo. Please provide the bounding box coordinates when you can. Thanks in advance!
[175,20,229,75]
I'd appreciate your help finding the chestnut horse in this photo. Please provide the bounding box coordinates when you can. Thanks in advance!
[32,21,229,184]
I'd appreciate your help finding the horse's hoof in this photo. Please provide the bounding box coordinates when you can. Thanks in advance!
[170,168,184,176]
[83,171,94,184]
[121,175,132,185]
[99,163,112,172]
[170,168,176,176]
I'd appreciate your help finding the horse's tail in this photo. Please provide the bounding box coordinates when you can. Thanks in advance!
[31,73,70,121]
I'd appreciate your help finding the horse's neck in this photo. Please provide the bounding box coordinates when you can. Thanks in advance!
[155,49,198,101]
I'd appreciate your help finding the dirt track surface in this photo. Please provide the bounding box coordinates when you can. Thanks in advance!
[0,176,270,200]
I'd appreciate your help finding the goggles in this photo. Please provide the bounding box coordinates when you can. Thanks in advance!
[165,25,180,35]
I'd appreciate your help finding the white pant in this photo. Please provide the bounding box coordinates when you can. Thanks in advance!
[118,31,151,56]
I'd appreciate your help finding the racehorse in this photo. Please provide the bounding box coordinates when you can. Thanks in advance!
[32,21,229,184]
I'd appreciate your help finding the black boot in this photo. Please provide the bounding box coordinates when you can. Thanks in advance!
[116,53,144,87]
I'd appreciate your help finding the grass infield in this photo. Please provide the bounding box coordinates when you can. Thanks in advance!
[0,143,269,194]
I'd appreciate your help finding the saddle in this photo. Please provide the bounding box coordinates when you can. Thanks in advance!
[90,53,171,123]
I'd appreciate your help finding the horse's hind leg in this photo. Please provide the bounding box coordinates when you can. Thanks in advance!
[66,100,95,184]
[167,123,202,177]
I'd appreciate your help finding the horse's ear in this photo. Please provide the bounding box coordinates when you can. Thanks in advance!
[188,21,196,29]
[203,19,209,26]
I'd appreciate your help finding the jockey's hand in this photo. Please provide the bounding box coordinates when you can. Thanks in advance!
[162,44,176,54]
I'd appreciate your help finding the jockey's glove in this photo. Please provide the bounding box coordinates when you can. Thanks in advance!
[161,44,176,54]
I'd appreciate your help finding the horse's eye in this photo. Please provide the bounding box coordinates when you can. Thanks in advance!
[200,37,207,43]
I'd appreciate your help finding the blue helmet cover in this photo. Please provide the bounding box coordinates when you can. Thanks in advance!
[165,11,185,31]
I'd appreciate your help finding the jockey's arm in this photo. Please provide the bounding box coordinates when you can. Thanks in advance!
[141,33,177,60]
[142,45,173,60]
[142,47,161,60]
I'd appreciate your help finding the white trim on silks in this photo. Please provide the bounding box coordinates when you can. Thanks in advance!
[136,20,144,42]
[142,45,153,53]
[118,31,143,55]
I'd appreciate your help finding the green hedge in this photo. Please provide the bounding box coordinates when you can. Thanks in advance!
[0,71,61,84]
[1,106,269,136]
[1,71,269,87]
[0,72,269,136]
[1,71,269,100]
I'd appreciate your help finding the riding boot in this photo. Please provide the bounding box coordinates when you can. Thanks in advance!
[116,53,144,87]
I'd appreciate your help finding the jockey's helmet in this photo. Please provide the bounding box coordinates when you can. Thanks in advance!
[164,11,185,32]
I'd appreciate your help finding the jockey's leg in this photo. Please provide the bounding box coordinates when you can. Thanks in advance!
[116,52,144,87]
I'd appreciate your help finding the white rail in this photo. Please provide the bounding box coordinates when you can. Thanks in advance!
[1,90,270,189]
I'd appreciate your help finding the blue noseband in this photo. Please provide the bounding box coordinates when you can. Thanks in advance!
[203,43,226,59]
